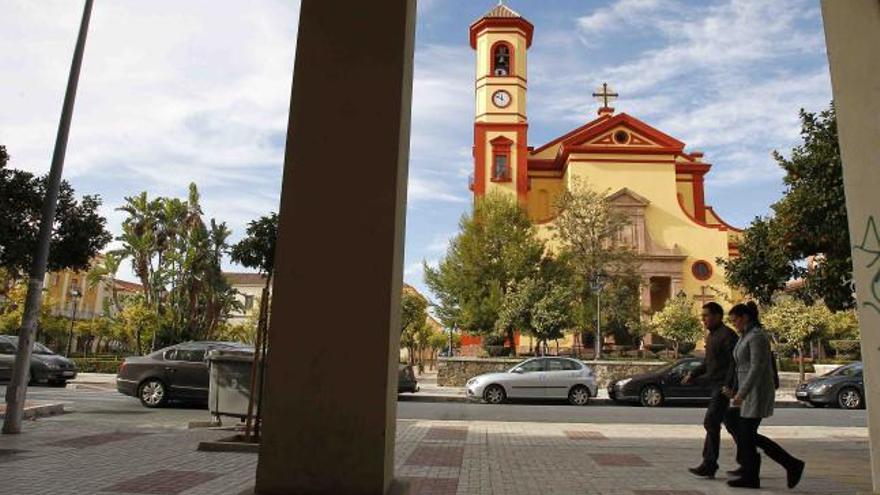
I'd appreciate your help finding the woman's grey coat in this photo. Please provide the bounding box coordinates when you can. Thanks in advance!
[733,325,776,418]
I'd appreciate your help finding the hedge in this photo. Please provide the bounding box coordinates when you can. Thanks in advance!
[72,358,122,374]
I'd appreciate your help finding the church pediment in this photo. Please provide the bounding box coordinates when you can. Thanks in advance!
[554,113,685,153]
[608,187,650,207]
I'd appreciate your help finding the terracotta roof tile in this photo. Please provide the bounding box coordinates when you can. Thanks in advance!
[481,3,522,19]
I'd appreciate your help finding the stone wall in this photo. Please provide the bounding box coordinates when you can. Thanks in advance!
[437,357,668,388]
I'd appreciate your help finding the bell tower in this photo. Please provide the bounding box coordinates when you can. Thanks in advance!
[469,2,533,203]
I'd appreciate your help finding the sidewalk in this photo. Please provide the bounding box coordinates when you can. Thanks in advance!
[0,415,870,494]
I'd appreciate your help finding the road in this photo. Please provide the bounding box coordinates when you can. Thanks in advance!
[1,383,866,429]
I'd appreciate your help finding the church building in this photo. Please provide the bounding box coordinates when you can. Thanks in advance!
[469,3,741,340]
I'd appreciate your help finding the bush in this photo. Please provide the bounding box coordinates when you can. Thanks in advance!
[72,358,122,374]
[828,340,861,359]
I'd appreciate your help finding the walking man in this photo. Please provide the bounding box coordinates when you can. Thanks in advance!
[684,302,738,478]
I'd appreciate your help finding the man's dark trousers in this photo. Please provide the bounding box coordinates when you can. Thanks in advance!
[702,387,730,469]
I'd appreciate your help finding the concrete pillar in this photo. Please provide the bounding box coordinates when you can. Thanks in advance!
[821,2,880,491]
[254,1,416,494]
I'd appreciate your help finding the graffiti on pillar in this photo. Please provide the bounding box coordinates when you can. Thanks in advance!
[853,215,880,315]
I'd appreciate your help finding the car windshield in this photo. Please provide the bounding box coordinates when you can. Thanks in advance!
[32,342,54,355]
[826,363,862,377]
[1,338,54,355]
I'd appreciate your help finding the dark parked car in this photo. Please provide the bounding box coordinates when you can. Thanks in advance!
[796,361,865,409]
[398,364,418,393]
[116,341,251,408]
[0,335,77,387]
[608,357,712,407]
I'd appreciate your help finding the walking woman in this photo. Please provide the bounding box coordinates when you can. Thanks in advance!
[725,302,805,489]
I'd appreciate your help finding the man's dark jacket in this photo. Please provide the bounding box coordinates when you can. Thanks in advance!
[690,323,738,388]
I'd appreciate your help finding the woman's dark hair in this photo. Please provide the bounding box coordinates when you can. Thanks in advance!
[730,301,761,326]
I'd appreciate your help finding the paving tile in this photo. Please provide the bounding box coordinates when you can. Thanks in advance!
[405,445,465,468]
[590,453,652,467]
[424,426,469,442]
[46,432,149,449]
[400,477,459,495]
[633,491,705,495]
[102,469,221,494]
[564,430,608,441]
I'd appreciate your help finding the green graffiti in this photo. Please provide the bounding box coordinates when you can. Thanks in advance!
[854,215,880,315]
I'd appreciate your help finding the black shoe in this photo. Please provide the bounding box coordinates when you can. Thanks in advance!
[688,464,717,479]
[787,459,805,489]
[727,477,761,489]
[727,466,745,477]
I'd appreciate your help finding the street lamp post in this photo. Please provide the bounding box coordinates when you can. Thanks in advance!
[65,289,82,357]
[591,273,606,360]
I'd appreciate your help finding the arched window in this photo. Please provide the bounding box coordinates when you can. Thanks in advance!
[492,43,512,76]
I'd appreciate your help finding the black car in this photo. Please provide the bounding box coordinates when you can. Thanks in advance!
[116,341,251,408]
[796,362,865,409]
[608,357,712,407]
[0,335,77,387]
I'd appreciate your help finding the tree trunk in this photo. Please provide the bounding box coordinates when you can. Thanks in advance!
[506,328,517,357]
[797,345,805,383]
[135,328,142,356]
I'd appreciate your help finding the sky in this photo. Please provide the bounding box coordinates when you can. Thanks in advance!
[0,0,832,299]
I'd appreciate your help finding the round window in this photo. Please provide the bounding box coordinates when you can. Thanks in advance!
[613,130,629,144]
[691,260,713,281]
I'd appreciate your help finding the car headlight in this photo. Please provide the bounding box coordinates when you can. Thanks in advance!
[45,363,60,370]
[617,378,632,387]
[812,383,832,393]
[467,378,479,387]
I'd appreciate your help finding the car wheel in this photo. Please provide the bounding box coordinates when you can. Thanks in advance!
[568,385,591,406]
[139,379,168,408]
[640,385,664,407]
[484,384,506,405]
[837,387,863,410]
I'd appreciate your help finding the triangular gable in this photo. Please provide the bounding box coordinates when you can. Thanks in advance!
[563,113,685,150]
[607,187,651,207]
[530,113,685,157]
[586,126,662,147]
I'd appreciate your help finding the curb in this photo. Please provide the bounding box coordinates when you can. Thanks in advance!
[398,394,808,408]
[0,403,66,421]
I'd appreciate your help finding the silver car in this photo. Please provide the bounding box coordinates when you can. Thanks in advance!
[466,357,598,406]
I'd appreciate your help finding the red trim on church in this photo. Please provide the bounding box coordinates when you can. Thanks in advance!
[469,18,534,49]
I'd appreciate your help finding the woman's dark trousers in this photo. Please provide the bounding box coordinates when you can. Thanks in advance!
[726,409,801,480]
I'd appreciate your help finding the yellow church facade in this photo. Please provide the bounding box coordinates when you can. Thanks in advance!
[469,4,741,332]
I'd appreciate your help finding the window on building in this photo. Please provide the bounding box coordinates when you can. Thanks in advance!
[492,44,510,76]
[493,154,509,180]
[244,295,255,311]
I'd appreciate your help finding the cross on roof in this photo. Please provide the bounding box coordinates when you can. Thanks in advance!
[592,82,619,109]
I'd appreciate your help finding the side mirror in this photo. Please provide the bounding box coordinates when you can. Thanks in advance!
[512,368,524,374]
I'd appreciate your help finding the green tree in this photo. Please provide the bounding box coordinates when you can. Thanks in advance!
[763,298,826,382]
[551,180,641,353]
[651,293,702,359]
[720,217,793,306]
[424,192,545,355]
[400,288,429,366]
[772,104,853,310]
[115,184,240,348]
[0,144,112,283]
[0,282,67,348]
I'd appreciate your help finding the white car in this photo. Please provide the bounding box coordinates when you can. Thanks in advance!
[466,357,598,406]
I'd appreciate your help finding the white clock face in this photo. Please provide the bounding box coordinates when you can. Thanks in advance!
[492,90,512,108]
